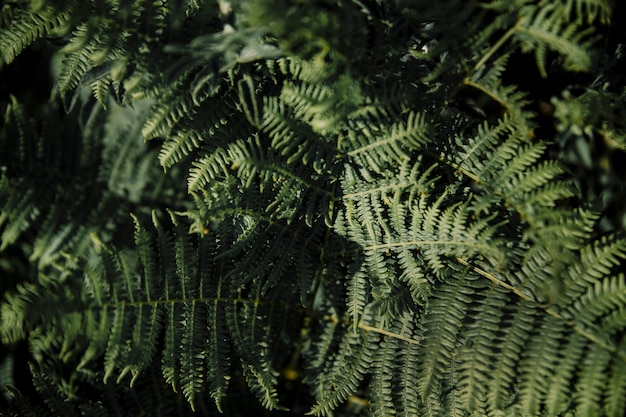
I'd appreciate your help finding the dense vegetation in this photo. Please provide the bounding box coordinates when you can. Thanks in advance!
[1,1,626,416]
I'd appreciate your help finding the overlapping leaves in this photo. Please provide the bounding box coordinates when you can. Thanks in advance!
[1,1,626,416]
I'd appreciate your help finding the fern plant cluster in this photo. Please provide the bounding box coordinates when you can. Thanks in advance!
[1,0,626,416]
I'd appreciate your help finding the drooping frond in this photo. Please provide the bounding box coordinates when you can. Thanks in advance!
[3,363,235,416]
[0,100,129,266]
[515,3,597,77]
[558,0,612,24]
[0,210,308,412]
[0,3,70,65]
[416,268,479,402]
[261,95,337,174]
[0,96,171,268]
[307,311,380,417]
[187,172,325,304]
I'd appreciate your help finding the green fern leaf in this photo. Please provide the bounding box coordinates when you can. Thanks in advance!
[574,343,612,416]
[516,318,564,416]
[308,322,379,416]
[516,4,595,77]
[187,145,233,192]
[224,274,295,411]
[263,96,336,174]
[158,127,206,170]
[486,302,536,411]
[455,284,508,412]
[369,311,422,417]
[417,269,476,402]
[544,333,587,416]
[570,274,626,335]
[561,0,612,24]
[56,36,97,108]
[605,337,626,417]
[345,256,369,331]
[344,112,430,177]
[369,325,399,417]
[0,6,69,65]
[1,2,624,416]
[564,235,626,300]
[393,314,421,417]
[141,68,232,144]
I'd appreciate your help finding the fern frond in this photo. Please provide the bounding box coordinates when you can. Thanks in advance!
[302,313,342,388]
[0,96,41,250]
[0,94,185,269]
[266,56,333,86]
[55,26,98,106]
[464,79,532,127]
[157,217,185,393]
[117,217,163,386]
[262,96,336,174]
[605,337,626,417]
[226,296,281,411]
[344,252,369,330]
[454,283,508,412]
[280,76,363,135]
[0,97,97,260]
[187,146,232,192]
[308,319,379,416]
[220,134,335,226]
[220,207,322,302]
[516,317,564,416]
[245,0,369,80]
[0,188,45,252]
[1,281,42,344]
[544,333,587,416]
[555,0,612,25]
[2,1,624,416]
[180,298,208,408]
[369,320,400,417]
[416,269,476,401]
[457,118,558,199]
[392,313,422,417]
[141,72,203,140]
[336,157,507,326]
[368,310,422,417]
[4,360,227,416]
[6,210,304,411]
[158,127,204,169]
[515,4,596,77]
[564,234,626,301]
[150,87,241,171]
[450,113,594,272]
[486,302,536,412]
[574,343,612,416]
[570,274,626,333]
[0,6,70,65]
[343,112,431,177]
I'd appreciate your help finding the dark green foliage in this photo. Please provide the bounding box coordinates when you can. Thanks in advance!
[1,0,626,416]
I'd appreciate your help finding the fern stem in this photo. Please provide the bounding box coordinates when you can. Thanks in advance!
[456,257,626,362]
[357,322,421,346]
[438,153,482,184]
[472,22,520,73]
[455,257,533,302]
[463,79,510,111]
